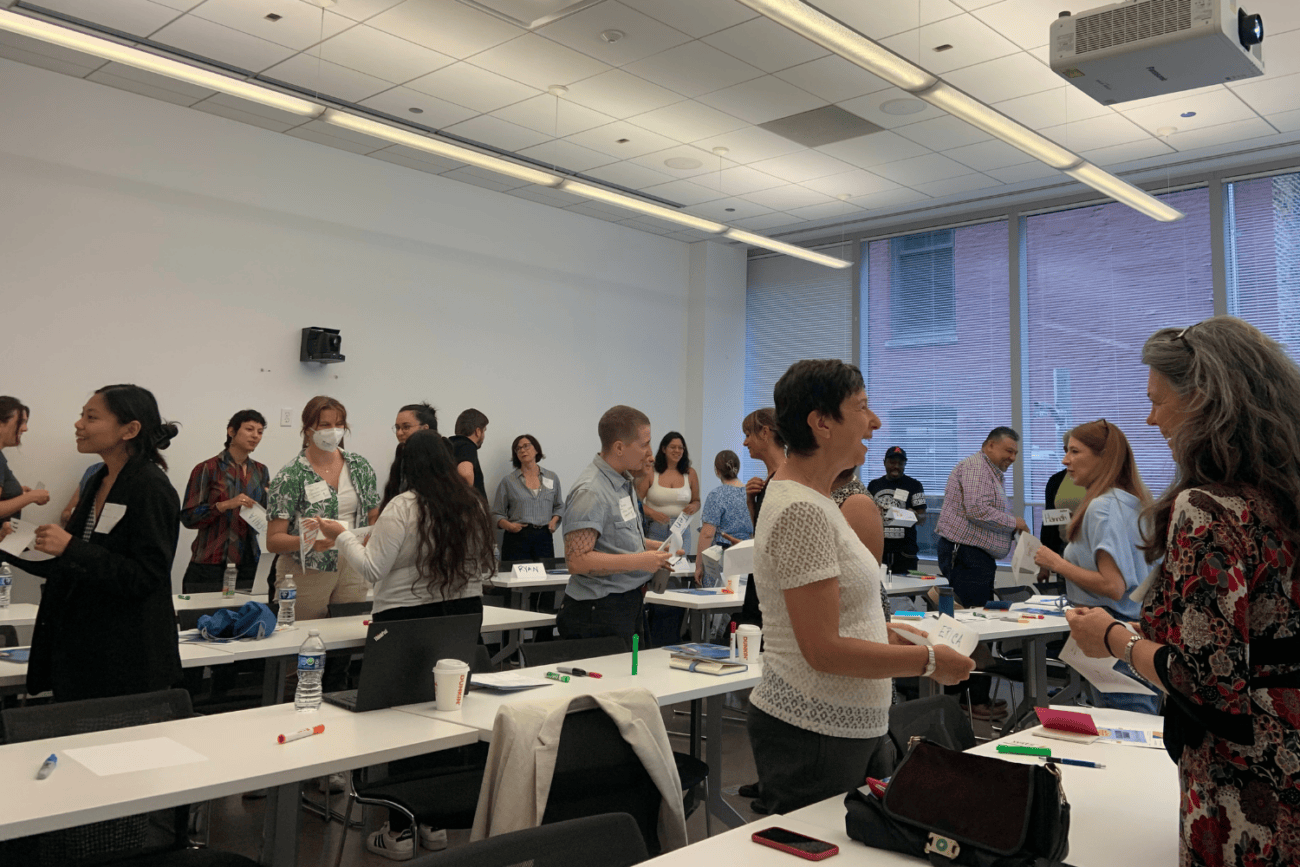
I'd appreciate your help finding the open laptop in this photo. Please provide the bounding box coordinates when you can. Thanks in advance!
[322,613,481,712]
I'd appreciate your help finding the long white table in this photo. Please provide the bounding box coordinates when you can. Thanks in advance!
[643,588,744,642]
[883,573,949,597]
[398,647,762,831]
[0,603,40,628]
[0,641,247,694]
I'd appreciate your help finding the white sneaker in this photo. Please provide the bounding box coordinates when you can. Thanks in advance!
[366,823,413,861]
[318,772,347,794]
[417,824,448,851]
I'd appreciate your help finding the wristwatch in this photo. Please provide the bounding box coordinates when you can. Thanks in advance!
[922,645,937,678]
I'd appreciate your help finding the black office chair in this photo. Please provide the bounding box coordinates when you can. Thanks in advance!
[993,585,1035,604]
[326,601,372,618]
[886,695,976,765]
[406,813,648,867]
[0,689,257,867]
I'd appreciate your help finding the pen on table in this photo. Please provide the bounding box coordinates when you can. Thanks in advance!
[545,671,570,683]
[632,634,639,675]
[729,622,737,659]
[277,724,325,744]
[1043,756,1105,769]
[556,666,601,678]
[36,754,57,780]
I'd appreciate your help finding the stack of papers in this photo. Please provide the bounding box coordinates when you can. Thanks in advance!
[469,673,553,692]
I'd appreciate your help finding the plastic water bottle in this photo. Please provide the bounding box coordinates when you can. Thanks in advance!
[222,562,237,598]
[277,573,297,628]
[0,564,11,608]
[295,629,326,712]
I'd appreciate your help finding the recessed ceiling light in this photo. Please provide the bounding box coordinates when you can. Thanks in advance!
[836,194,851,201]
[600,29,624,43]
[1181,111,1197,118]
[409,107,424,114]
[712,146,730,156]
[1156,125,1177,136]
[548,84,568,97]
[665,157,702,169]
[933,44,953,52]
[264,13,282,21]
[880,98,927,116]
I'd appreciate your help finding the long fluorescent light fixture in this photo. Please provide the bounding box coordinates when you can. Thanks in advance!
[0,8,321,117]
[725,229,852,269]
[735,0,1185,223]
[561,181,726,234]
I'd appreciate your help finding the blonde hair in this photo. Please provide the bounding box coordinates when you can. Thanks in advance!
[1064,419,1150,543]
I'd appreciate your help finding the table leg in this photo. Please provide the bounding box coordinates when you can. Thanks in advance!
[260,781,301,867]
[689,610,704,643]
[262,657,288,706]
[490,628,523,667]
[1001,635,1048,735]
[704,693,744,829]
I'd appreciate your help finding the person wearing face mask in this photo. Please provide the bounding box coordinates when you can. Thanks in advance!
[0,397,50,522]
[179,410,270,594]
[267,396,379,621]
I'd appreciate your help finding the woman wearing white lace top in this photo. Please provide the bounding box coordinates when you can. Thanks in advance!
[750,359,975,814]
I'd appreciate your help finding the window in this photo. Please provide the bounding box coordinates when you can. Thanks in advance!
[1020,187,1214,510]
[1226,171,1300,363]
[889,229,956,345]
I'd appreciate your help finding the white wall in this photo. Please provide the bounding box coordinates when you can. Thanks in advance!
[0,58,746,596]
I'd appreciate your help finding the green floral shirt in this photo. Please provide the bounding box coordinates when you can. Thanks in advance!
[268,450,379,572]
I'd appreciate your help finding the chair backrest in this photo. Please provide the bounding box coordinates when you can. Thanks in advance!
[328,601,373,618]
[886,694,976,764]
[521,636,626,669]
[542,709,663,857]
[471,645,497,674]
[994,586,1035,604]
[0,625,18,648]
[1,688,193,744]
[409,813,648,867]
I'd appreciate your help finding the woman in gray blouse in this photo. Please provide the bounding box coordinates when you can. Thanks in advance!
[492,434,564,563]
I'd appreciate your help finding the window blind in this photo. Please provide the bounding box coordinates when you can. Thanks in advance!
[1226,171,1300,363]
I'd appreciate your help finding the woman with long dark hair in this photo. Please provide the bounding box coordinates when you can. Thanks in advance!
[1,385,182,701]
[636,431,700,546]
[0,396,49,522]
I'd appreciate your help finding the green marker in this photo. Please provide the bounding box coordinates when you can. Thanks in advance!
[545,671,570,683]
[996,744,1051,757]
[177,595,191,600]
[632,634,639,675]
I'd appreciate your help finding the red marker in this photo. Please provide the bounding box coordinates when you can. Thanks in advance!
[278,724,325,744]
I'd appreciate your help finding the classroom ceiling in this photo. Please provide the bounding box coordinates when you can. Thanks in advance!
[5,0,1300,245]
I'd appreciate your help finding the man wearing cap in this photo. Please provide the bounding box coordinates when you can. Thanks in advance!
[867,447,926,574]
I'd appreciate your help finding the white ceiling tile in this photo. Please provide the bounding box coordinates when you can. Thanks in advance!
[93,61,214,99]
[731,212,806,230]
[506,185,588,207]
[407,62,539,112]
[950,0,1004,9]
[971,0,1088,50]
[538,1,692,66]
[852,187,932,209]
[440,165,526,191]
[87,69,207,106]
[584,161,676,189]
[620,0,757,38]
[562,69,682,117]
[944,52,1061,104]
[689,125,805,163]
[1228,73,1300,117]
[202,91,312,124]
[469,33,611,89]
[895,115,993,150]
[702,17,829,73]
[1119,88,1262,135]
[191,0,353,50]
[839,87,947,129]
[1247,28,1300,78]
[263,54,392,102]
[944,139,1035,170]
[320,0,408,24]
[1077,137,1174,166]
[372,144,463,172]
[1165,117,1281,152]
[443,114,551,151]
[804,168,899,197]
[366,0,522,58]
[748,150,857,183]
[1253,0,1300,34]
[630,144,714,178]
[1268,108,1300,132]
[492,94,614,136]
[872,152,972,184]
[284,124,382,154]
[152,16,295,72]
[151,0,203,9]
[640,179,727,206]
[773,56,893,104]
[912,173,1003,197]
[785,200,864,221]
[817,131,932,168]
[517,139,617,171]
[631,100,748,141]
[696,75,825,125]
[686,196,774,220]
[742,184,837,210]
[359,86,479,127]
[710,166,786,195]
[813,0,965,40]
[191,97,298,131]
[1041,113,1150,151]
[993,85,1111,129]
[624,41,763,99]
[292,117,393,148]
[316,25,454,84]
[564,120,678,158]
[987,161,1062,182]
[36,0,180,36]
[880,14,1020,74]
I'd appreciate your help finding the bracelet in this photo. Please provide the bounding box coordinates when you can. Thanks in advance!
[1103,621,1126,658]
[921,645,936,678]
[1122,634,1143,668]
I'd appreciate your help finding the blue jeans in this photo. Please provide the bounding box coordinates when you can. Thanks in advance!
[1088,660,1163,715]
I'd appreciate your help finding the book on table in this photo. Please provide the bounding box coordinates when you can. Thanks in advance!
[669,654,749,676]
[663,642,732,660]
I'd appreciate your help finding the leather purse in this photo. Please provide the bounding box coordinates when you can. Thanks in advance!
[844,738,1073,867]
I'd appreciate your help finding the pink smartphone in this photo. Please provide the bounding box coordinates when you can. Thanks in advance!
[752,826,840,861]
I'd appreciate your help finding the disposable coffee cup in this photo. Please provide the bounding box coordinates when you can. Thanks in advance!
[736,624,762,664]
[433,658,470,712]
[724,572,741,595]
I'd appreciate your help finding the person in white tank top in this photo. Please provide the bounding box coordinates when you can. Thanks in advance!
[635,431,700,546]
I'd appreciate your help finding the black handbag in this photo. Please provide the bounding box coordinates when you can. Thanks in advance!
[844,738,1074,867]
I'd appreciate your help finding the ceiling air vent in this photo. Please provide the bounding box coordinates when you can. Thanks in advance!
[457,0,604,29]
[758,106,885,148]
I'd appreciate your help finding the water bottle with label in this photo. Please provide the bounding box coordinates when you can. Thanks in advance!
[277,573,297,628]
[295,629,326,712]
[0,563,11,608]
[222,562,237,597]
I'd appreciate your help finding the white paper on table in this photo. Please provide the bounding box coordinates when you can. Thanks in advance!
[65,736,207,776]
[722,539,754,576]
[889,614,980,656]
[0,518,36,555]
[1010,532,1043,585]
[884,507,917,527]
[239,503,268,536]
[1059,635,1156,695]
[471,672,553,691]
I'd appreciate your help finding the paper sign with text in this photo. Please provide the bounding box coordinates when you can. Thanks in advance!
[511,563,546,579]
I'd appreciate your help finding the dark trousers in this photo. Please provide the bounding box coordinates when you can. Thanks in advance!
[556,586,644,650]
[500,524,555,562]
[747,705,895,814]
[372,596,485,623]
[181,559,258,594]
[937,536,996,706]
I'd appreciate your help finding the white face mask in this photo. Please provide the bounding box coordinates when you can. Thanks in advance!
[312,427,344,452]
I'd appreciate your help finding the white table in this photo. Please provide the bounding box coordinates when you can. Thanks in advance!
[398,647,762,831]
[0,603,40,628]
[883,574,949,597]
[484,570,569,613]
[643,588,744,642]
[0,641,248,695]
[0,701,480,867]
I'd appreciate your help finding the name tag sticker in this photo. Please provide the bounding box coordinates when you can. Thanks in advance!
[95,503,127,534]
[676,486,691,503]
[618,497,637,523]
[1043,508,1071,526]
[542,477,554,490]
[512,563,546,579]
[305,481,331,504]
[894,488,909,504]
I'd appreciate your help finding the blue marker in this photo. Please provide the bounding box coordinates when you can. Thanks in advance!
[36,754,57,780]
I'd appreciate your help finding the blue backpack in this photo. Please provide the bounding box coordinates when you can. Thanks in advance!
[197,601,277,640]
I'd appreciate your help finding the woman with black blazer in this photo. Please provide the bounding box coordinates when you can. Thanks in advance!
[7,384,182,701]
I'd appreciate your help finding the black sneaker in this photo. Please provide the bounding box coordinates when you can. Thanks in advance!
[738,782,762,799]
